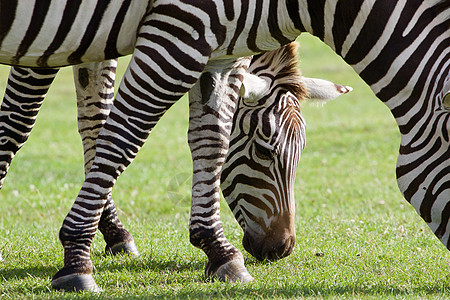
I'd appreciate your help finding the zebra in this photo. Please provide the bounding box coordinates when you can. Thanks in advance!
[0,0,447,291]
[1,48,350,288]
[221,41,352,261]
[0,43,349,260]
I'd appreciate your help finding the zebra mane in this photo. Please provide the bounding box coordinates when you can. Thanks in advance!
[250,42,308,102]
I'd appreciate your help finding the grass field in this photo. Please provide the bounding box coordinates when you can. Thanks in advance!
[1,34,450,299]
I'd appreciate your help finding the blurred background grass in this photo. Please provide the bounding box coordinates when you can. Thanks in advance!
[0,34,449,299]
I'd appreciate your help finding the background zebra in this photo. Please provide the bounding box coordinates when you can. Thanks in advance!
[0,61,140,256]
[0,46,351,289]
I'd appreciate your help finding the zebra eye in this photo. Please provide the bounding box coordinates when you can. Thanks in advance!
[253,140,274,160]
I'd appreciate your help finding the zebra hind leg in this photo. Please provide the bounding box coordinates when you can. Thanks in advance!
[73,61,139,257]
[0,67,59,189]
[188,57,254,282]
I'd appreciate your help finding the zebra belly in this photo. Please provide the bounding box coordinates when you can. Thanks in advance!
[0,1,147,67]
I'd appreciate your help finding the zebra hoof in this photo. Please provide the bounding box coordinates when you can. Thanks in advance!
[51,273,101,292]
[106,241,140,257]
[209,258,254,283]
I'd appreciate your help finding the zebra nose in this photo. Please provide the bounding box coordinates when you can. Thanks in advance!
[242,231,295,261]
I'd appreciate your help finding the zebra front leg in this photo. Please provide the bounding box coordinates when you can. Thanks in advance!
[188,57,254,282]
[0,67,58,188]
[73,61,138,256]
[52,26,210,290]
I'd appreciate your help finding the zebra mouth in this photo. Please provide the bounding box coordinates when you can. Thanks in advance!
[242,228,295,261]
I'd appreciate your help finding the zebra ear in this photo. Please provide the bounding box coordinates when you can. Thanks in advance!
[302,77,352,101]
[239,73,270,102]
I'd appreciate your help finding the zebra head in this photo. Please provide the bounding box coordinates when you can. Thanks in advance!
[221,42,352,261]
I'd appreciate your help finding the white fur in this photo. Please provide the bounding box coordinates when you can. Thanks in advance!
[239,73,270,101]
[302,77,352,101]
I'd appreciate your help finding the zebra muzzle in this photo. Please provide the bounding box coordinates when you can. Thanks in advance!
[242,229,296,261]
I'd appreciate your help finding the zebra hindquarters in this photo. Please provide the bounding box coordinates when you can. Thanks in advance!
[73,61,139,257]
[0,67,59,189]
[187,57,254,283]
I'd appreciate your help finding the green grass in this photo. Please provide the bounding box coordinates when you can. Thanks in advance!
[1,34,450,299]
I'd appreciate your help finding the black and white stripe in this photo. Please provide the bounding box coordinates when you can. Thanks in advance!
[301,0,450,248]
[0,1,148,67]
[221,43,307,261]
[0,0,447,292]
[0,61,139,257]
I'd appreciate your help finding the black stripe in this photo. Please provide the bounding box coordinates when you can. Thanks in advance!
[361,5,447,87]
[286,0,305,32]
[438,199,450,243]
[343,0,397,65]
[145,4,214,55]
[104,0,132,59]
[398,138,444,200]
[138,31,207,73]
[227,0,249,55]
[418,162,450,223]
[37,0,82,67]
[179,0,226,45]
[391,39,450,136]
[247,0,264,52]
[12,1,51,65]
[0,0,18,48]
[306,0,325,41]
[224,0,234,21]
[267,0,291,46]
[332,0,364,56]
[68,0,112,65]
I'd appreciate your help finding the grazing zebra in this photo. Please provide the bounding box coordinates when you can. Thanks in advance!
[221,42,352,261]
[0,27,349,293]
[0,0,447,292]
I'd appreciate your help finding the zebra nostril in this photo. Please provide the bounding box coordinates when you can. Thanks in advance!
[261,235,295,261]
[243,231,295,261]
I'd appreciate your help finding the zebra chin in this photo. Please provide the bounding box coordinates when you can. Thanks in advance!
[240,211,296,261]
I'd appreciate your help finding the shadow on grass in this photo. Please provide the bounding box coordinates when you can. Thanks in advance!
[94,254,206,277]
[1,264,58,280]
[3,255,449,298]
